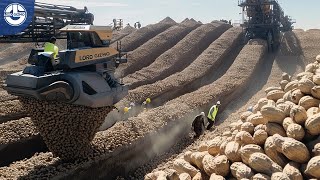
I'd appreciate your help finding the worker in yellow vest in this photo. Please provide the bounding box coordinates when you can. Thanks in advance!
[207,101,221,130]
[142,98,151,111]
[44,37,59,59]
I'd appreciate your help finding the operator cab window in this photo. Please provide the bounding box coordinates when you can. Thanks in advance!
[67,32,103,49]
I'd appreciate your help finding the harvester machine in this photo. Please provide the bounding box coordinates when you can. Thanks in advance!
[2,3,128,108]
[238,0,295,52]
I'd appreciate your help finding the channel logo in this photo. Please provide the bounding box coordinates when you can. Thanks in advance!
[0,0,34,35]
[4,3,27,26]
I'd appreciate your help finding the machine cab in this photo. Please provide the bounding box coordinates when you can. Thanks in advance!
[27,25,126,73]
[61,25,113,49]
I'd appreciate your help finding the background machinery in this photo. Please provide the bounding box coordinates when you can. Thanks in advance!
[2,3,129,108]
[112,19,124,31]
[238,0,296,51]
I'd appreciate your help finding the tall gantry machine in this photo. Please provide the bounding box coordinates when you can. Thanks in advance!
[238,0,295,51]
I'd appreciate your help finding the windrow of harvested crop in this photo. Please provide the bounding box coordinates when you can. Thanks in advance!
[123,22,232,89]
[111,25,136,44]
[0,40,267,179]
[115,19,201,78]
[146,57,320,180]
[113,21,235,122]
[294,29,320,64]
[125,27,243,106]
[19,97,112,161]
[111,17,177,52]
[0,90,16,102]
[0,100,27,123]
[0,117,37,145]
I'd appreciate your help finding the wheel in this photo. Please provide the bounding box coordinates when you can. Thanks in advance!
[38,81,74,103]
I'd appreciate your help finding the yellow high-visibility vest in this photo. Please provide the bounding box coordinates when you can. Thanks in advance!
[44,42,59,59]
[207,105,218,122]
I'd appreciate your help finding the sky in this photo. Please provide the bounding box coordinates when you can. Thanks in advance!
[37,0,320,30]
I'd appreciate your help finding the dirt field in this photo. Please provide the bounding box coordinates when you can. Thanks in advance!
[0,18,319,180]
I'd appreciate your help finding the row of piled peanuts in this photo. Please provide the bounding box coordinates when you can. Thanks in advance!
[145,58,320,179]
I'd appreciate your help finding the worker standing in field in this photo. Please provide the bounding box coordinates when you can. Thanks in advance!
[142,98,151,111]
[44,37,59,59]
[207,101,221,130]
[192,112,207,138]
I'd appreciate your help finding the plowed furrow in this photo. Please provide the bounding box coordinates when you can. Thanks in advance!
[0,40,266,180]
[124,27,243,107]
[111,17,177,52]
[115,20,201,78]
[0,100,27,123]
[123,23,231,89]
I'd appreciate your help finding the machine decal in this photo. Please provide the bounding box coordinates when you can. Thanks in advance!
[75,47,119,63]
[0,0,35,35]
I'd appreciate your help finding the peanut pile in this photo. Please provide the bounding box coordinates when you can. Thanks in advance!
[147,58,320,180]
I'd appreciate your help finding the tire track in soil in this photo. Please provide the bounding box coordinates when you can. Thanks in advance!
[139,32,306,179]
[0,40,266,180]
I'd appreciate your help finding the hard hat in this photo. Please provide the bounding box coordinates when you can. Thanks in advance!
[247,106,253,112]
[200,112,205,116]
[217,101,221,105]
[146,98,151,104]
[124,107,129,113]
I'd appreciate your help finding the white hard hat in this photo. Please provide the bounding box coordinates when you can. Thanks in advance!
[217,101,221,105]
[200,112,205,116]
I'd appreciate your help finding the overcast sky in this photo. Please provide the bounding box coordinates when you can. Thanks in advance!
[37,0,320,30]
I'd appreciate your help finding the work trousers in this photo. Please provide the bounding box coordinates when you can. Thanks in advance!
[207,119,215,130]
